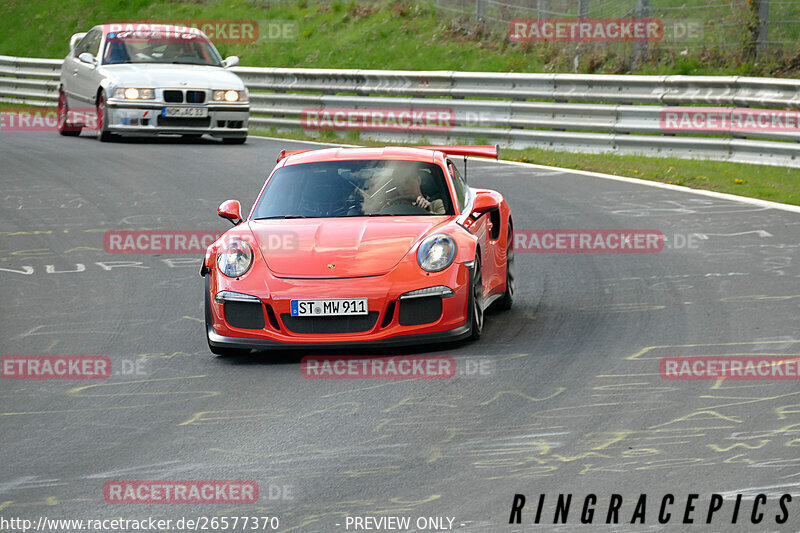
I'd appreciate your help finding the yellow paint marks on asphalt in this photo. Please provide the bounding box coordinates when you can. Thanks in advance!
[300,403,360,418]
[627,340,800,361]
[776,404,800,420]
[479,387,565,406]
[707,440,771,452]
[382,396,460,413]
[648,409,742,429]
[67,375,210,395]
[179,408,284,426]
[579,303,665,313]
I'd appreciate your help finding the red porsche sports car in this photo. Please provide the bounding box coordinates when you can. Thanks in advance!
[201,145,514,355]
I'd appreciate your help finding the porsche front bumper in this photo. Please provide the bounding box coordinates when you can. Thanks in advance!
[205,261,474,351]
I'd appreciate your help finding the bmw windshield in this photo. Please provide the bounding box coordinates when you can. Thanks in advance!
[252,160,455,218]
[102,31,223,66]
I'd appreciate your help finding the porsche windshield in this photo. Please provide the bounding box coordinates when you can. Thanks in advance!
[252,160,455,218]
[102,32,222,66]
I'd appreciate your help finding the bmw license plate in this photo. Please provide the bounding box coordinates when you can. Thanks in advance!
[162,107,208,118]
[291,298,368,317]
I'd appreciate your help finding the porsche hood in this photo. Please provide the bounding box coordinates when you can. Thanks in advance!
[248,217,449,278]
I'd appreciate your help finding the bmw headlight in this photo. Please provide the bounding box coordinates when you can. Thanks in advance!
[217,240,253,278]
[417,234,457,272]
[213,89,247,102]
[113,88,154,100]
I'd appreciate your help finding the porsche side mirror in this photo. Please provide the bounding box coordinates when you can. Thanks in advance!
[70,33,87,52]
[77,52,95,66]
[222,56,239,68]
[218,200,243,225]
[470,192,499,218]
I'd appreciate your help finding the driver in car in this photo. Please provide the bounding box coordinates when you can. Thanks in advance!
[390,169,445,214]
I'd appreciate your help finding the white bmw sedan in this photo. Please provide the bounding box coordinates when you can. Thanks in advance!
[58,24,249,143]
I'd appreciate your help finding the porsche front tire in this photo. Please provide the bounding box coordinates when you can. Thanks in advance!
[496,226,515,311]
[468,256,484,340]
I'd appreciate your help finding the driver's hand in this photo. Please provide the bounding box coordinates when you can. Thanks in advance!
[413,195,431,210]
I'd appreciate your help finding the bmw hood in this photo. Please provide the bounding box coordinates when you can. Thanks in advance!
[248,218,449,278]
[101,64,244,90]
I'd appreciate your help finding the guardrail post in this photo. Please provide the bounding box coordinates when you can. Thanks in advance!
[633,0,650,68]
[575,0,589,72]
[756,0,769,58]
[475,0,484,25]
[537,0,546,21]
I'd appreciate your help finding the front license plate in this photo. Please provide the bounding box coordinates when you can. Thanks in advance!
[291,298,368,317]
[162,107,208,118]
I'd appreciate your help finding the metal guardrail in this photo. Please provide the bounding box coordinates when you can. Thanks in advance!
[2,54,800,167]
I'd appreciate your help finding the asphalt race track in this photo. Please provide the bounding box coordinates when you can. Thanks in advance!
[1,132,800,532]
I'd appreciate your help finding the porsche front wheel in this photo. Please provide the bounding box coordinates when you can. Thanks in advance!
[496,226,515,311]
[469,256,484,340]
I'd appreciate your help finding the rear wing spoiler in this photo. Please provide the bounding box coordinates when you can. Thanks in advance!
[413,145,498,159]
[277,149,314,162]
[276,145,499,163]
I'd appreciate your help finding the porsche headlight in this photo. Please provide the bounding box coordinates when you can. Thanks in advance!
[113,88,154,100]
[417,234,457,272]
[217,240,253,278]
[213,89,246,102]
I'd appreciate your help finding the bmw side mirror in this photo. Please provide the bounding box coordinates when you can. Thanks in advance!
[70,32,87,52]
[77,52,95,66]
[218,200,243,225]
[222,56,239,68]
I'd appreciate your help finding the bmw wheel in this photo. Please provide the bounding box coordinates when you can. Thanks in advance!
[96,91,113,142]
[57,89,81,136]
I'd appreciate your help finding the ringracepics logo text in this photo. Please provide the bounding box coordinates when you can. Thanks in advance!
[509,493,793,525]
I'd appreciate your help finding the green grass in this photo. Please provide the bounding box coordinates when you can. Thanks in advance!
[251,127,800,206]
[1,0,799,77]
